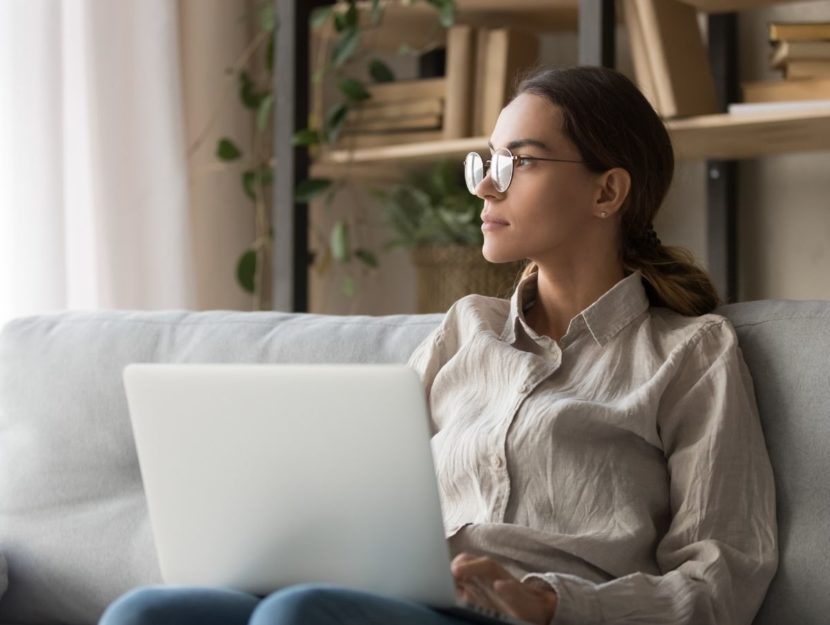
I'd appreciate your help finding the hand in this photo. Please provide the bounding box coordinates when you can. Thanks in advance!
[451,552,558,625]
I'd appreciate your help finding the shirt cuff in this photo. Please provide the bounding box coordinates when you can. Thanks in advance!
[521,572,604,625]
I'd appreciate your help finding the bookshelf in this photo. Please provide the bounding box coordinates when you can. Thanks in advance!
[273,0,830,312]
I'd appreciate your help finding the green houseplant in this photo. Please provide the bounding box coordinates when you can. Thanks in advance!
[294,0,456,298]
[206,0,461,305]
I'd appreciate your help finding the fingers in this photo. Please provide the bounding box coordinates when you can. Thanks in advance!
[495,579,559,625]
[450,553,559,625]
[451,552,511,582]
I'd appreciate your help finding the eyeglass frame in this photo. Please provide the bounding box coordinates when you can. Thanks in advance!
[462,147,585,194]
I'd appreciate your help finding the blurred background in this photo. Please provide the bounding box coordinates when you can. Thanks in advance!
[1,0,829,332]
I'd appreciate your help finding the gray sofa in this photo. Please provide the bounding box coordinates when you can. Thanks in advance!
[0,300,828,625]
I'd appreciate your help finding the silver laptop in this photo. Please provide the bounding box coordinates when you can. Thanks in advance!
[122,363,532,625]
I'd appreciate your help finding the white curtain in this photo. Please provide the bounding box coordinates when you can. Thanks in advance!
[0,0,197,333]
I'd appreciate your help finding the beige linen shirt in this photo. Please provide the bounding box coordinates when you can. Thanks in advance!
[406,269,777,625]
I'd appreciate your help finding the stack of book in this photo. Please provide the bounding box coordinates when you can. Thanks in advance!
[335,78,446,150]
[740,21,830,105]
[334,23,539,150]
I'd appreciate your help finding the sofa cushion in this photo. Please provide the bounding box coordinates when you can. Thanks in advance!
[0,309,442,625]
[716,299,830,625]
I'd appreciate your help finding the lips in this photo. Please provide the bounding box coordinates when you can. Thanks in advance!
[481,213,509,225]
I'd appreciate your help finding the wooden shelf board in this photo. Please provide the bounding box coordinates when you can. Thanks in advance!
[317,0,579,47]
[676,0,814,13]
[668,107,830,160]
[318,136,488,166]
[311,108,830,177]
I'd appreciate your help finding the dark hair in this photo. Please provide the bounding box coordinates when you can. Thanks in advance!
[512,65,720,316]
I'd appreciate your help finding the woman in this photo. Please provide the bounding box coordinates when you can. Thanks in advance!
[100,66,777,625]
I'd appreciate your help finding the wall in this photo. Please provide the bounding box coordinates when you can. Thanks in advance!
[180,0,259,311]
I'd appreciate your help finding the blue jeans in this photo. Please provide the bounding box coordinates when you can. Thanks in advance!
[99,582,478,625]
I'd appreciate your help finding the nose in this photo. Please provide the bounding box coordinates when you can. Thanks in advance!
[474,169,502,200]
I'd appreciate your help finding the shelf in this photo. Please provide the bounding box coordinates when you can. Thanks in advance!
[316,0,580,52]
[309,107,830,178]
[676,0,810,12]
[668,106,830,159]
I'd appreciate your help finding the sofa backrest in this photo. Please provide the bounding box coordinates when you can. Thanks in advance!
[0,300,828,625]
[717,299,830,625]
[0,310,442,625]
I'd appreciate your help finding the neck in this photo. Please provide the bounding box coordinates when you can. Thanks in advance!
[525,262,627,342]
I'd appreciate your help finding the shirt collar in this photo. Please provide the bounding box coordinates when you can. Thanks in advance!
[501,269,650,348]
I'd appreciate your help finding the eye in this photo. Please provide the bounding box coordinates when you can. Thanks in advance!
[516,156,533,167]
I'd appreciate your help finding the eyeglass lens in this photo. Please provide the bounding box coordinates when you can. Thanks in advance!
[463,148,513,194]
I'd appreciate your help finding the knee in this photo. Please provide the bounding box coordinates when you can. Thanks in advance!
[250,584,352,625]
[99,586,175,625]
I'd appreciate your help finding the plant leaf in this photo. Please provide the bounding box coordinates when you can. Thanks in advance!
[236,248,257,293]
[423,0,455,28]
[354,248,379,268]
[341,274,355,297]
[368,58,395,83]
[343,1,358,29]
[310,5,334,29]
[332,27,360,67]
[258,3,276,32]
[295,178,332,203]
[242,169,257,201]
[370,0,383,25]
[265,31,275,72]
[217,138,242,161]
[325,103,349,143]
[330,220,351,263]
[256,93,274,131]
[292,128,320,146]
[257,166,274,187]
[238,71,262,109]
[338,78,370,103]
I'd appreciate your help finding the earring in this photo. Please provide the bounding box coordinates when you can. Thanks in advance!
[600,211,607,218]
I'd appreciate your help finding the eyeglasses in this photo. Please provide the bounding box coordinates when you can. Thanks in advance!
[462,147,584,194]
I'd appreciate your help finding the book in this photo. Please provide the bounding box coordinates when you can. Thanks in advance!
[742,77,830,103]
[345,97,443,122]
[471,27,491,137]
[622,0,660,112]
[443,24,476,139]
[771,40,830,70]
[363,77,447,104]
[623,0,719,118]
[786,60,830,79]
[476,27,540,136]
[333,129,444,150]
[768,21,830,43]
[343,112,443,133]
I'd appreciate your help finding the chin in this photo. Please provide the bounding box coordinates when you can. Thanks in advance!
[482,244,522,265]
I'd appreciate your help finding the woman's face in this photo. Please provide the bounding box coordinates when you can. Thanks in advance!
[475,93,601,265]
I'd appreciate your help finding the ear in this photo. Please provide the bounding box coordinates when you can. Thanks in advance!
[593,167,631,218]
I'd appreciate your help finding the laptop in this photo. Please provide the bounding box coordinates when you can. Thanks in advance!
[122,363,533,625]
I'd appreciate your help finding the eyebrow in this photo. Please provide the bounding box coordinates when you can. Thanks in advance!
[488,138,550,152]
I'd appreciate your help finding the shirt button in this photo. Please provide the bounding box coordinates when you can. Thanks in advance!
[519,383,530,394]
[493,455,504,469]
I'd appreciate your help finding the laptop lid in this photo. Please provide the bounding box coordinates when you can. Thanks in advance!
[122,363,456,606]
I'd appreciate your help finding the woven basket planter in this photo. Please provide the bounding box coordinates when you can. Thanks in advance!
[410,245,526,314]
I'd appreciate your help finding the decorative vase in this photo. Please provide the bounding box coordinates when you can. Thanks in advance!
[410,245,526,313]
